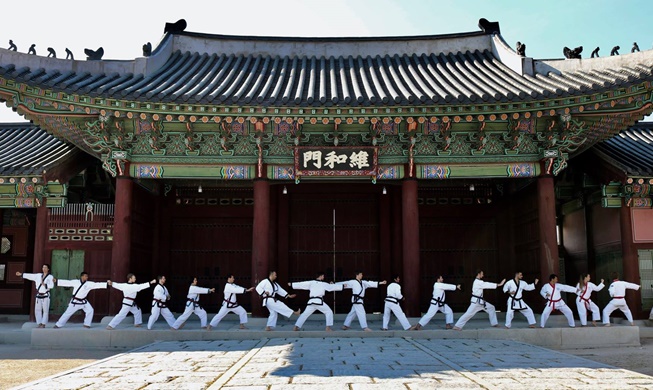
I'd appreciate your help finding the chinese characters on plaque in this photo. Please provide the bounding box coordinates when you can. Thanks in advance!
[295,147,378,177]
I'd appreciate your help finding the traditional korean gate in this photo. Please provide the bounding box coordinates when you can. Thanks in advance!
[49,249,84,314]
[287,188,382,313]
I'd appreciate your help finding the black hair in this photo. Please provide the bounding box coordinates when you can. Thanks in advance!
[80,271,88,277]
[475,269,483,276]
[611,271,620,280]
[127,273,135,280]
[549,274,557,281]
[315,271,325,278]
[42,264,50,271]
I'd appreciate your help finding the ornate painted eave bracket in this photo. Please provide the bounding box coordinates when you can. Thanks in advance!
[600,179,653,208]
[0,177,67,208]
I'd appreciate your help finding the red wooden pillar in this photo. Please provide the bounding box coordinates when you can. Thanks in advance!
[619,202,642,318]
[402,179,420,317]
[110,176,133,313]
[33,199,49,273]
[252,179,270,317]
[378,188,392,281]
[30,199,49,321]
[537,176,560,280]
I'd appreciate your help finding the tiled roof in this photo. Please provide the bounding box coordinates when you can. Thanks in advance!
[0,123,80,176]
[1,28,653,107]
[593,122,653,176]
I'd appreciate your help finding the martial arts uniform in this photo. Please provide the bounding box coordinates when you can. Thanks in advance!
[291,279,343,328]
[602,280,640,325]
[382,282,411,330]
[55,279,107,327]
[21,272,54,326]
[256,278,295,328]
[540,282,576,327]
[107,281,152,328]
[338,279,379,329]
[575,281,604,326]
[209,283,249,327]
[172,285,212,329]
[417,282,457,328]
[503,278,537,328]
[147,283,176,329]
[454,279,500,329]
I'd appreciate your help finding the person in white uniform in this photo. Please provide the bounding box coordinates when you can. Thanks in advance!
[106,273,156,329]
[338,271,387,331]
[172,277,215,330]
[16,264,55,328]
[255,271,300,331]
[147,275,176,330]
[575,273,604,326]
[381,275,411,331]
[603,272,640,326]
[540,274,576,328]
[503,271,539,329]
[54,272,109,328]
[453,269,505,330]
[412,275,461,330]
[290,271,343,331]
[208,274,254,330]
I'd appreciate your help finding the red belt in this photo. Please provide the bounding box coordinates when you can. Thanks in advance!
[547,298,562,310]
[613,296,625,299]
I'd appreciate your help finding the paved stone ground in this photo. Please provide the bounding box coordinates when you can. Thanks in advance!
[11,338,653,390]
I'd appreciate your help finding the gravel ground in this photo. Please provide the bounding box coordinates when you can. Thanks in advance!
[1,339,652,389]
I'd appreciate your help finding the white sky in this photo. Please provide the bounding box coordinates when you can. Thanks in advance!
[1,0,652,122]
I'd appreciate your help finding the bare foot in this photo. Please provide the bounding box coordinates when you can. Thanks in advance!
[630,322,635,326]
[381,328,388,331]
[342,326,349,330]
[134,324,142,328]
[201,326,207,330]
[445,324,453,330]
[53,325,60,329]
[171,327,177,331]
[293,309,301,316]
[293,326,300,331]
[491,324,499,327]
[363,327,372,332]
[504,326,510,329]
[265,326,273,331]
[528,324,536,328]
[83,325,91,329]
[604,323,611,327]
[239,324,247,329]
[106,326,114,330]
[206,325,212,331]
[453,326,462,331]
[325,326,332,331]
[592,321,597,327]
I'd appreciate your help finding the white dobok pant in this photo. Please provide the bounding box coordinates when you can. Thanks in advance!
[418,303,454,327]
[108,304,143,328]
[147,304,176,329]
[343,303,369,329]
[540,302,575,327]
[602,298,634,324]
[505,299,536,327]
[576,298,601,326]
[264,299,294,328]
[295,303,334,328]
[382,301,411,330]
[55,301,94,327]
[172,304,207,329]
[454,302,498,329]
[35,296,51,325]
[210,305,248,327]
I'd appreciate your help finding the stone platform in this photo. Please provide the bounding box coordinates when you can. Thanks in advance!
[17,313,644,350]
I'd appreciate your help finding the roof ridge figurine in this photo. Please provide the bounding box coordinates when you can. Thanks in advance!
[164,19,187,34]
[85,47,104,61]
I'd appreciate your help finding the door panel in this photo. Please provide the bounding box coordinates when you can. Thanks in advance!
[50,250,84,314]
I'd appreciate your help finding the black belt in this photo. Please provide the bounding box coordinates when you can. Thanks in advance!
[430,297,445,307]
[385,297,400,304]
[122,297,137,307]
[36,293,50,299]
[307,296,324,306]
[224,299,240,309]
[186,298,202,309]
[509,296,526,311]
[352,294,364,304]
[153,299,167,308]
[471,294,486,307]
[71,297,88,305]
